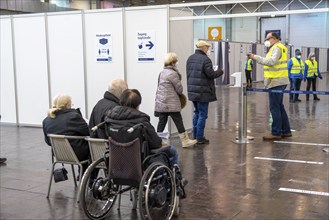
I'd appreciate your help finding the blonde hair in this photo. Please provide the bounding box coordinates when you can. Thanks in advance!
[108,79,128,99]
[308,52,315,60]
[47,94,72,118]
[164,53,178,66]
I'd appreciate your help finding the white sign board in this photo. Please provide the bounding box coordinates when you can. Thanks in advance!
[96,33,112,62]
[137,31,155,62]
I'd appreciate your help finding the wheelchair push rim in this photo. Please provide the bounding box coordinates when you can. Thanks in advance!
[139,162,176,220]
[80,157,117,220]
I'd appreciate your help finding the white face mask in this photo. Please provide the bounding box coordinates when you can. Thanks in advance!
[311,57,315,60]
[175,61,179,67]
[296,55,301,59]
[264,40,271,48]
[206,50,211,56]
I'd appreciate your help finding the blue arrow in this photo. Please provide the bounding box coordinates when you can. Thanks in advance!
[146,41,154,50]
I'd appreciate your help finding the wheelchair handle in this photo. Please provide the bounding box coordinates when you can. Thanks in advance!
[127,123,145,133]
[91,121,106,132]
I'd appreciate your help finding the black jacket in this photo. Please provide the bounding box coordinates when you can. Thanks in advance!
[105,106,162,150]
[89,91,120,138]
[186,49,223,102]
[42,109,90,161]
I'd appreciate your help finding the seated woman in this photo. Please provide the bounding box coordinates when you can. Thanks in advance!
[42,94,90,174]
[105,89,179,165]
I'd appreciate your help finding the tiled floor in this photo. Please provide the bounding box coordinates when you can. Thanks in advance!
[1,75,328,220]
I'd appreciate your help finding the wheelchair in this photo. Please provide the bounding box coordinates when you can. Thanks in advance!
[79,121,186,220]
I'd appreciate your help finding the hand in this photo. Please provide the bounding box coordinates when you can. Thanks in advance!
[247,53,254,59]
[319,76,323,80]
[303,78,306,82]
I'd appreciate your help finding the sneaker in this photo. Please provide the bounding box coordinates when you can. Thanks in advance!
[196,138,210,144]
[263,134,282,141]
[281,133,292,138]
[0,158,7,164]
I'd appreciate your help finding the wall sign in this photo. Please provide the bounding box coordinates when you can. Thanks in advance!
[137,31,155,62]
[96,33,112,62]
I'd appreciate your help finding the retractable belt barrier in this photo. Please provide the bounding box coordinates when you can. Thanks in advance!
[246,88,329,95]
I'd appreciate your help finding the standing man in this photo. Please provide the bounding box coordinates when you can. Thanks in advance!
[304,52,323,101]
[247,32,292,140]
[245,57,253,88]
[288,49,304,103]
[186,40,224,144]
[89,79,128,138]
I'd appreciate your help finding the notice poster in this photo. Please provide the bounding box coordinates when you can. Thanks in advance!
[96,33,112,62]
[137,31,155,62]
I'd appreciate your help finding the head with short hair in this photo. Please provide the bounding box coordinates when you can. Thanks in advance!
[295,49,301,56]
[164,53,178,66]
[196,40,211,54]
[108,79,128,99]
[120,89,142,109]
[265,32,280,47]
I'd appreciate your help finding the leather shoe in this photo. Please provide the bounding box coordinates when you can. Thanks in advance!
[196,138,210,144]
[281,133,292,138]
[263,134,282,141]
[314,97,320,101]
[297,99,301,102]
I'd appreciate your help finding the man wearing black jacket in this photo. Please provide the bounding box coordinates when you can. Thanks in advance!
[186,40,224,144]
[89,79,128,138]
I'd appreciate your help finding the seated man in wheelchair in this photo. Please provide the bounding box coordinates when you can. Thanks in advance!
[105,89,179,165]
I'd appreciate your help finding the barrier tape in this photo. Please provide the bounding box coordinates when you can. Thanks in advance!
[246,88,329,95]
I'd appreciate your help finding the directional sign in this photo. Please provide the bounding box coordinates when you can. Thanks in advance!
[96,33,112,62]
[137,31,155,62]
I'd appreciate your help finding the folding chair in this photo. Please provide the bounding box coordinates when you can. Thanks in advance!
[85,137,108,169]
[47,134,89,203]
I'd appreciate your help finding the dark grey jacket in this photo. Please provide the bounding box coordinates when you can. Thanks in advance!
[186,49,223,102]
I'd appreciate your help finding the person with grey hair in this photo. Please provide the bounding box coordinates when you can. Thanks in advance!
[89,79,128,138]
[155,53,197,148]
[186,40,224,144]
[304,52,323,101]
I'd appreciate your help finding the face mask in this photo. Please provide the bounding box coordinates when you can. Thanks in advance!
[296,55,301,59]
[310,57,315,60]
[264,40,271,48]
[206,50,211,56]
[175,61,179,67]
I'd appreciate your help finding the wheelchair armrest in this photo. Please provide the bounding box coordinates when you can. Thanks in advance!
[150,146,171,154]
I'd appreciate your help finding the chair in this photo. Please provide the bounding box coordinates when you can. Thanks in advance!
[47,134,89,203]
[85,137,108,169]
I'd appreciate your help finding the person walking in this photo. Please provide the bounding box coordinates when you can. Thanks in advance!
[245,57,253,88]
[247,32,292,140]
[155,53,197,148]
[288,49,304,103]
[186,40,224,144]
[304,52,323,101]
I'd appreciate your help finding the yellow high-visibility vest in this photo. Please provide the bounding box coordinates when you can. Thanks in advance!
[264,42,288,78]
[246,59,253,70]
[290,57,304,75]
[305,59,318,77]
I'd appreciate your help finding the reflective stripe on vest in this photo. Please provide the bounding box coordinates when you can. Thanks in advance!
[305,60,318,77]
[290,57,304,75]
[246,59,252,70]
[264,42,288,78]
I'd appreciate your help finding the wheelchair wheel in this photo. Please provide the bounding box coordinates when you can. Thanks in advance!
[138,162,176,220]
[173,195,180,217]
[80,157,117,220]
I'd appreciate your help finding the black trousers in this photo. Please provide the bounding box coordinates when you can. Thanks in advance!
[306,78,318,99]
[157,112,185,133]
[245,70,252,84]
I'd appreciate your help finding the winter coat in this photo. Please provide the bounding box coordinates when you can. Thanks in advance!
[89,91,120,138]
[105,106,162,150]
[42,108,90,161]
[186,49,223,102]
[155,66,183,113]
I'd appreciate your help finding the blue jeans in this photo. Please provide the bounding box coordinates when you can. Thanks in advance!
[289,78,302,101]
[269,85,291,136]
[169,145,178,165]
[192,102,209,140]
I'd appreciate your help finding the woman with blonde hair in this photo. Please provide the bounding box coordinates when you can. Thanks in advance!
[155,53,197,148]
[42,94,90,174]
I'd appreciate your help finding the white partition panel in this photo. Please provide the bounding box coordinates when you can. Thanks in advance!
[0,17,16,123]
[84,9,125,118]
[125,6,168,128]
[47,12,86,117]
[13,14,49,126]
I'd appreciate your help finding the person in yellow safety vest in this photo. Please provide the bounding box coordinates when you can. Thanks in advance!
[245,58,253,88]
[288,49,304,103]
[304,52,323,101]
[247,32,291,141]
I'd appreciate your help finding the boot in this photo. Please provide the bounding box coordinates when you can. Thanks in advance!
[179,132,197,148]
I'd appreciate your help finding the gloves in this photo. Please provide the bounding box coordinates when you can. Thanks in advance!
[319,76,323,80]
[303,78,306,82]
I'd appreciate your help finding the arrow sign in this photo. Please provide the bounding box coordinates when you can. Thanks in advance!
[146,41,154,50]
